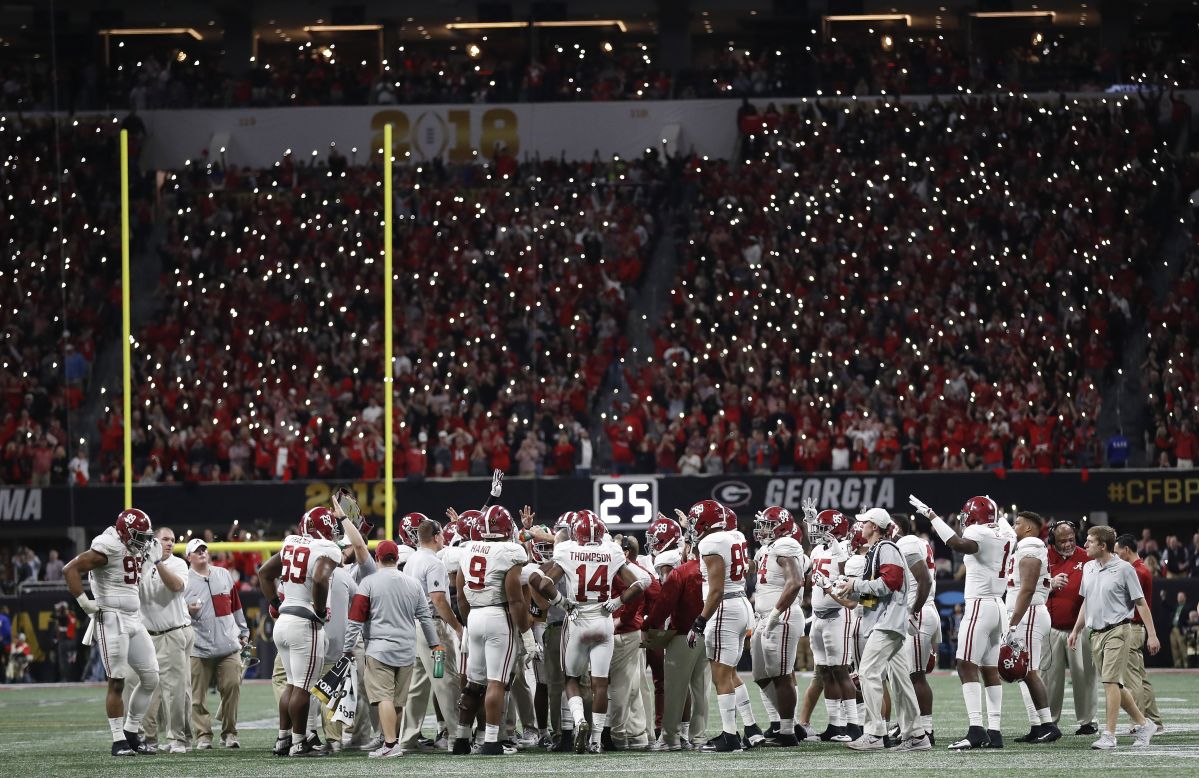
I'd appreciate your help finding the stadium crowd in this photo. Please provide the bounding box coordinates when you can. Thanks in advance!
[605,93,1190,475]
[3,32,1197,112]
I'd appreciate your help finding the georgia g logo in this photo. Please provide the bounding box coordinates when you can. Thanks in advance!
[712,480,752,508]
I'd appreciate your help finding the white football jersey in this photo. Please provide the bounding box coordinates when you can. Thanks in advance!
[754,536,809,614]
[810,540,849,611]
[698,529,751,599]
[896,534,938,608]
[553,539,626,617]
[653,548,682,579]
[459,540,528,608]
[88,527,142,614]
[1007,536,1051,607]
[278,534,344,614]
[439,545,464,579]
[963,522,1017,599]
[843,554,867,579]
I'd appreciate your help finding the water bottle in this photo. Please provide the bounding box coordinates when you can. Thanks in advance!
[432,646,446,679]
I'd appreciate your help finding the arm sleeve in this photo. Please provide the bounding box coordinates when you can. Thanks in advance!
[343,592,370,653]
[854,546,906,596]
[353,556,377,583]
[415,590,439,648]
[229,580,249,637]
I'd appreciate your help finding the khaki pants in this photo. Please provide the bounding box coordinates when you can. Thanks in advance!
[190,652,241,741]
[399,621,461,748]
[858,628,920,739]
[543,622,591,731]
[1124,624,1162,725]
[637,648,656,739]
[123,626,193,745]
[1040,627,1097,726]
[608,632,649,748]
[1091,623,1133,686]
[1170,627,1188,668]
[661,633,710,746]
[364,656,414,708]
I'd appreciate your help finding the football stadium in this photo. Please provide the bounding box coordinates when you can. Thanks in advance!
[1,1,1198,775]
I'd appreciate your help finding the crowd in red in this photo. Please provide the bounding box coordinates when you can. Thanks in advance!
[0,116,153,486]
[605,94,1190,476]
[86,149,662,485]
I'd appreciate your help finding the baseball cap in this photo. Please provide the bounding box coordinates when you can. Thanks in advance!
[185,538,208,556]
[376,539,400,563]
[856,507,892,529]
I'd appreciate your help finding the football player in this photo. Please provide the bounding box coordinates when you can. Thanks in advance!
[259,507,345,756]
[452,505,540,756]
[891,512,939,745]
[750,506,809,746]
[687,499,764,752]
[529,510,645,753]
[647,514,684,581]
[804,500,860,741]
[911,494,1016,750]
[64,508,160,756]
[1006,511,1059,744]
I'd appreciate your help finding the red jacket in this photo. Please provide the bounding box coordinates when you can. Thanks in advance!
[1131,558,1152,625]
[1046,545,1089,630]
[612,560,660,634]
[644,558,703,636]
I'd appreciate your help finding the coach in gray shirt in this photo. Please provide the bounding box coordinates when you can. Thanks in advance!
[398,518,464,750]
[1068,525,1160,750]
[344,540,441,758]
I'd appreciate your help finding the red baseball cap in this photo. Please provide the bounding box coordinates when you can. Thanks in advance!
[375,540,399,563]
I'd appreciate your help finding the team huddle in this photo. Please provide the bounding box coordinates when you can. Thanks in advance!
[63,486,1160,757]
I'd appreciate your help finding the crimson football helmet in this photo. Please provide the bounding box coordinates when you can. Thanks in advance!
[808,509,851,543]
[754,506,796,543]
[302,506,343,542]
[998,642,1030,683]
[529,537,555,562]
[572,509,606,546]
[397,512,426,548]
[688,499,736,537]
[847,520,871,553]
[646,516,682,556]
[115,508,153,554]
[959,495,999,527]
[479,504,516,541]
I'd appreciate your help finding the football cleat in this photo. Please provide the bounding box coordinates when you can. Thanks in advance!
[111,740,137,757]
[762,721,781,740]
[1075,723,1098,736]
[124,731,155,755]
[586,742,602,754]
[743,723,766,748]
[479,741,505,756]
[288,740,323,757]
[886,723,900,740]
[552,731,573,752]
[846,723,864,741]
[948,725,991,750]
[797,723,820,742]
[452,737,472,755]
[818,724,846,742]
[273,735,292,757]
[574,721,591,754]
[700,732,744,752]
[926,730,935,747]
[1014,726,1042,743]
[768,733,801,747]
[601,727,616,752]
[983,730,1004,749]
[1034,724,1062,743]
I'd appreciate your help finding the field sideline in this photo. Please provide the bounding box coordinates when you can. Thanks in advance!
[2,671,1197,776]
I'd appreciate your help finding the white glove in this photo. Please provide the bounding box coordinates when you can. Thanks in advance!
[834,578,856,598]
[801,497,818,524]
[811,571,832,590]
[908,494,934,518]
[1003,627,1024,652]
[141,538,163,568]
[765,609,782,631]
[490,468,504,498]
[76,593,99,616]
[603,598,623,613]
[521,630,542,662]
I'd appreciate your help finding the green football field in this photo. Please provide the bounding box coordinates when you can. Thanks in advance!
[2,671,1197,776]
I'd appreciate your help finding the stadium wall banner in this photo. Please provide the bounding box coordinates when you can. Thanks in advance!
[27,469,1199,531]
[134,100,744,169]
